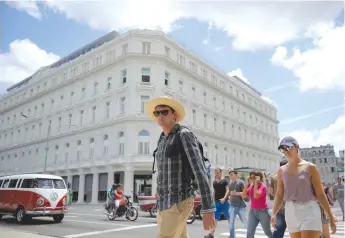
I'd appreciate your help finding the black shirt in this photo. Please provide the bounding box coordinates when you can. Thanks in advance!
[213,179,229,200]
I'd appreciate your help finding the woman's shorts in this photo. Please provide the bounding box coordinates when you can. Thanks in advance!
[285,200,322,233]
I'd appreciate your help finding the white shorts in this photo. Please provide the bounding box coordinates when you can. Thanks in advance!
[115,200,120,207]
[285,200,322,233]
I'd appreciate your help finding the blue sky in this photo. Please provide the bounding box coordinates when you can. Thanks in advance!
[1,1,344,152]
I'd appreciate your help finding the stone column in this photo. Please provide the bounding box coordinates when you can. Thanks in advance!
[91,173,99,204]
[124,169,134,197]
[77,173,85,203]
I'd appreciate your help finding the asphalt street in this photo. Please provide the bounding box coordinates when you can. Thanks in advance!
[0,202,344,238]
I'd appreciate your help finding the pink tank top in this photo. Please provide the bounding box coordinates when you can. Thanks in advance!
[281,164,316,203]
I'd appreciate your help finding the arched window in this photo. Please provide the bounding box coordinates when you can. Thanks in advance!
[103,134,109,156]
[119,131,124,155]
[138,130,150,155]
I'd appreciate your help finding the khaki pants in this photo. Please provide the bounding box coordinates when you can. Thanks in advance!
[157,197,194,238]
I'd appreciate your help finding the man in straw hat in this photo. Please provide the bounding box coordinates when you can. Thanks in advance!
[145,96,216,238]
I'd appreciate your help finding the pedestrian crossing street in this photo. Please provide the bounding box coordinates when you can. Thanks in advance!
[219,221,345,237]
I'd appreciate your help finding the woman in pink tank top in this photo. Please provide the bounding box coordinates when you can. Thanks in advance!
[271,136,336,238]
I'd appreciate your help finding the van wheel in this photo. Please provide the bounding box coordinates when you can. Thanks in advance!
[53,215,64,222]
[15,207,25,223]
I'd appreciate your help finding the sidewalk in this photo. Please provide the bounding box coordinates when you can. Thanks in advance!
[0,226,54,238]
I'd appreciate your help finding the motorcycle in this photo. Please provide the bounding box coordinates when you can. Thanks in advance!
[104,195,138,221]
[150,201,196,224]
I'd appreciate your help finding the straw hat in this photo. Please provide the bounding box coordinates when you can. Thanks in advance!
[145,96,185,122]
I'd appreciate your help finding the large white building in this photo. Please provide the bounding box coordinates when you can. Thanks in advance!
[0,29,280,203]
[300,145,339,183]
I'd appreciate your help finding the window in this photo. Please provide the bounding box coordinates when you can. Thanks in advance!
[8,179,18,188]
[55,145,59,164]
[93,82,98,95]
[65,143,69,162]
[179,80,183,92]
[81,87,85,99]
[165,71,170,86]
[89,138,95,159]
[70,92,74,103]
[60,95,64,106]
[204,114,207,128]
[92,106,96,123]
[119,132,124,155]
[141,96,150,113]
[223,121,226,133]
[212,75,217,84]
[214,117,217,131]
[142,42,151,54]
[118,69,126,85]
[77,140,82,160]
[105,102,110,118]
[120,97,125,114]
[192,110,196,125]
[165,46,170,57]
[41,103,45,113]
[107,76,112,90]
[34,105,38,116]
[138,130,150,155]
[68,114,72,126]
[79,110,84,125]
[141,68,151,83]
[103,134,109,156]
[213,96,216,108]
[192,87,196,98]
[122,43,128,55]
[203,91,207,104]
[58,117,62,131]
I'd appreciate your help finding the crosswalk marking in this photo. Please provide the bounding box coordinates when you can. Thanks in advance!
[220,222,345,238]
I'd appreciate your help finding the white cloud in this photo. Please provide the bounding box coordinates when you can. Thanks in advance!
[0,39,60,87]
[6,1,343,51]
[271,26,345,92]
[281,114,345,154]
[227,68,250,85]
[6,1,42,20]
[280,104,344,125]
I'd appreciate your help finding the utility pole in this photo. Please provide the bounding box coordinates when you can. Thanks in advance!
[44,124,51,172]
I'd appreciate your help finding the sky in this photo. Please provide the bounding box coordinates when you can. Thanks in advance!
[0,1,344,154]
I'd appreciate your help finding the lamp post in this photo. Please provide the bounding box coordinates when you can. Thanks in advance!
[44,124,51,172]
[20,113,77,173]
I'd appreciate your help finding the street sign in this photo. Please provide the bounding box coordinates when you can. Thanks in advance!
[338,168,344,172]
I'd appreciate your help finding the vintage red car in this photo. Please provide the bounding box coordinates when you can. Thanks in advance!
[138,191,202,218]
[0,174,68,223]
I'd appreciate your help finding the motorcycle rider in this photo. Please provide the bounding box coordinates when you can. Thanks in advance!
[113,184,124,217]
[105,184,117,214]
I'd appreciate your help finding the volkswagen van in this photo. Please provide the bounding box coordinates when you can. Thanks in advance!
[0,173,68,223]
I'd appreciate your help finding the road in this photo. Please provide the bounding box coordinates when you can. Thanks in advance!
[0,203,344,238]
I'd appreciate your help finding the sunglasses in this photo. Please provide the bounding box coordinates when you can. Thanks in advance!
[279,146,293,153]
[153,110,170,117]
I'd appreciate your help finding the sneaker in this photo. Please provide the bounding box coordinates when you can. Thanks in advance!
[204,234,214,238]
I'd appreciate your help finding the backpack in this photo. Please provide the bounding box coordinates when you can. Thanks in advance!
[151,125,211,187]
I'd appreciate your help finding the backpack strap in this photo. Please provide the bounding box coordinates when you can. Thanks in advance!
[151,135,163,174]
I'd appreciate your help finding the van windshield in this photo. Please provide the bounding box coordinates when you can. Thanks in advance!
[36,178,66,189]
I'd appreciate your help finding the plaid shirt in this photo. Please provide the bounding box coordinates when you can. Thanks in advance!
[156,124,215,213]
